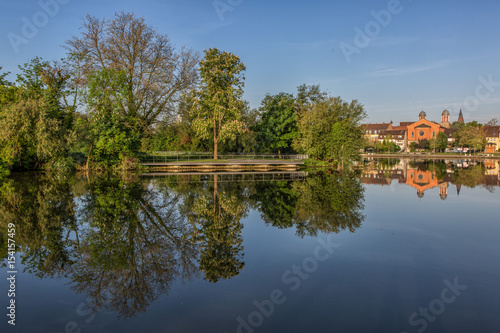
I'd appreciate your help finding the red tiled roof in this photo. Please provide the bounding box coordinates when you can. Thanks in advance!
[483,125,500,138]
[378,130,406,139]
[364,123,392,131]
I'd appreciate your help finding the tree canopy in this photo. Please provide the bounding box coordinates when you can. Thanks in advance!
[66,11,199,134]
[191,48,246,159]
[293,96,366,165]
[256,92,298,155]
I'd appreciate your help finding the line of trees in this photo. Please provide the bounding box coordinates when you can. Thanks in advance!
[0,11,367,174]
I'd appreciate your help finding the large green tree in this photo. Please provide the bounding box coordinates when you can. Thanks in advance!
[0,59,75,170]
[293,96,366,165]
[256,92,298,155]
[83,68,142,169]
[66,11,199,135]
[435,131,449,152]
[454,123,486,151]
[192,48,246,159]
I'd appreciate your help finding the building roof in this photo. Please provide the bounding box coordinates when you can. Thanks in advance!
[442,109,450,116]
[392,126,407,131]
[400,122,414,127]
[483,125,500,138]
[364,123,392,131]
[378,130,406,138]
[443,128,457,138]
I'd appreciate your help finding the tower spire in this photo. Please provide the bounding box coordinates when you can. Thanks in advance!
[458,109,464,123]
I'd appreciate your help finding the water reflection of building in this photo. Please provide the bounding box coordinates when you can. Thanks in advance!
[360,159,499,200]
[406,167,452,199]
[364,110,460,151]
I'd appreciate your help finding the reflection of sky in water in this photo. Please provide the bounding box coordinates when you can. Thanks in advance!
[1,166,500,333]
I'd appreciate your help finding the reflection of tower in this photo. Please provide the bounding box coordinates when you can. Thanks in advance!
[417,190,424,198]
[458,109,464,123]
[441,109,450,128]
[456,184,462,196]
[419,110,427,121]
[439,182,449,200]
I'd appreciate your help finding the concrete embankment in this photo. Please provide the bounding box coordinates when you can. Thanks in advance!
[142,159,303,172]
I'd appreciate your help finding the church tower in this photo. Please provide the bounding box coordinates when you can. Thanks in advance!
[419,110,427,121]
[441,109,450,128]
[458,109,464,123]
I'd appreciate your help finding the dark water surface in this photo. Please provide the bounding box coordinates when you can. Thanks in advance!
[1,159,500,333]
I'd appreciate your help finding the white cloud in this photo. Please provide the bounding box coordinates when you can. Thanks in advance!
[367,61,451,77]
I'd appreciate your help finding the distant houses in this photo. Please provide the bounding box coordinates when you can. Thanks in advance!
[364,109,464,152]
[484,125,500,154]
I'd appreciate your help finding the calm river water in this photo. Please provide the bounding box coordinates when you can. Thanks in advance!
[1,158,499,333]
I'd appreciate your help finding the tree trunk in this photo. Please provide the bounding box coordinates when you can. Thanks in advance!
[213,115,218,159]
[86,144,93,170]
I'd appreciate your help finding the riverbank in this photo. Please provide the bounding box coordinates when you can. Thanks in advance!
[362,153,500,160]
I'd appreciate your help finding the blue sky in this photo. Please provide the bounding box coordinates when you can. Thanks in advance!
[1,0,499,124]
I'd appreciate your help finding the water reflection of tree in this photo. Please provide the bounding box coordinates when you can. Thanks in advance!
[292,170,365,237]
[452,164,487,189]
[250,171,365,237]
[182,175,247,283]
[1,170,366,317]
[250,180,299,229]
[0,173,78,276]
[71,174,198,318]
[426,160,448,180]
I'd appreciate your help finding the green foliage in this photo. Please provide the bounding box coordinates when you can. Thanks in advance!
[185,176,247,282]
[256,93,298,154]
[292,170,365,237]
[85,69,141,168]
[221,102,259,153]
[0,58,75,170]
[453,123,486,150]
[293,96,366,164]
[374,138,401,153]
[0,159,9,179]
[435,131,449,151]
[451,121,465,129]
[67,12,199,134]
[415,139,430,150]
[192,48,246,158]
[250,181,299,229]
[296,83,327,108]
